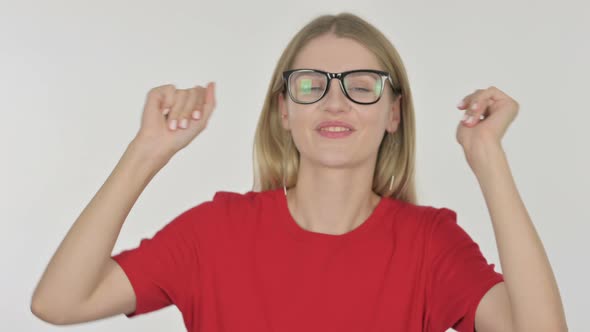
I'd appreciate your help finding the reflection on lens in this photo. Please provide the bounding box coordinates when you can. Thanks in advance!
[288,70,384,104]
[300,79,312,95]
[290,71,325,103]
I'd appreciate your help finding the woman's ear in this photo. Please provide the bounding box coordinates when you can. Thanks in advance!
[387,94,402,133]
[278,93,290,130]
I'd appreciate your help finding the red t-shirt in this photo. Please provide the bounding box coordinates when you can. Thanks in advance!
[111,188,503,332]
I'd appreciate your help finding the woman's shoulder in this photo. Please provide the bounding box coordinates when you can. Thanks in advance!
[385,197,457,231]
[208,188,278,208]
[169,189,272,234]
[183,188,281,222]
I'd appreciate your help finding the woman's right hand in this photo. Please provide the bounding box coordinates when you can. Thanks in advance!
[133,82,216,161]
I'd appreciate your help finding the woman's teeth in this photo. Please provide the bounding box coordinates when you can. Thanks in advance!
[319,127,351,132]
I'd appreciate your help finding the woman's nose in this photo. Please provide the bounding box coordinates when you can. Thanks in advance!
[322,79,350,111]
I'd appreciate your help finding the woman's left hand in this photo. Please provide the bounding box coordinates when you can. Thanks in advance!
[455,86,520,170]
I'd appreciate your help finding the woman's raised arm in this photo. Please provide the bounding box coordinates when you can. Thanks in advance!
[30,83,216,325]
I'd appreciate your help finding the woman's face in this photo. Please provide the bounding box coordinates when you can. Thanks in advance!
[278,33,401,169]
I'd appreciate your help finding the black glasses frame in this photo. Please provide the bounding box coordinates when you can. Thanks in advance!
[282,68,402,105]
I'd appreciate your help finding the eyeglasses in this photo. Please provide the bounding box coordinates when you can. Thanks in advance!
[282,68,401,105]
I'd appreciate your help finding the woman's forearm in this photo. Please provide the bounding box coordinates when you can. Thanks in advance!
[31,139,168,318]
[471,142,568,331]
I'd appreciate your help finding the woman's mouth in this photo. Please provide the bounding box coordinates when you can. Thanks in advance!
[316,126,354,138]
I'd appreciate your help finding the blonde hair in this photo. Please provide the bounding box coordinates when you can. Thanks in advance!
[252,12,417,204]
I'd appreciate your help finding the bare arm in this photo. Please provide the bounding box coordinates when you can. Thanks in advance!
[455,87,567,331]
[30,83,215,325]
[30,140,168,324]
[473,144,567,332]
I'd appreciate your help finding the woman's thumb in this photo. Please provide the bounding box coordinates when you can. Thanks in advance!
[206,81,216,107]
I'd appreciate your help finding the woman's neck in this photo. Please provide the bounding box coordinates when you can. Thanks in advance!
[285,162,381,235]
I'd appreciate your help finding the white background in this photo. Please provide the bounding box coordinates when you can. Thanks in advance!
[2,0,588,331]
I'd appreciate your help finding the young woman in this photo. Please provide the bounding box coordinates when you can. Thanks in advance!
[31,13,567,332]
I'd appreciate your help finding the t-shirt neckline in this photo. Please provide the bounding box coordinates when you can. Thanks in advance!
[271,187,389,243]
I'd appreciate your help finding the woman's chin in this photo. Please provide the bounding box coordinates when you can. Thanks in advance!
[310,155,359,169]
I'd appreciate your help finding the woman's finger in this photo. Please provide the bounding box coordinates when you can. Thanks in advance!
[201,82,216,123]
[168,89,189,130]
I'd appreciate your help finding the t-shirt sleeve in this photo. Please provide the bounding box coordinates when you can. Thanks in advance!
[425,207,504,332]
[111,200,213,318]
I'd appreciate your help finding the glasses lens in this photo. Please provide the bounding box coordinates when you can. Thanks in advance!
[344,71,383,103]
[289,71,326,103]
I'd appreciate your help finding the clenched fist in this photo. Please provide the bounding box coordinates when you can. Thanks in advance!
[133,82,216,161]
